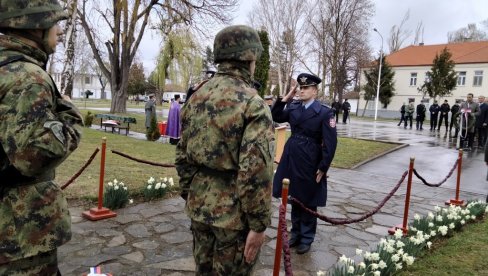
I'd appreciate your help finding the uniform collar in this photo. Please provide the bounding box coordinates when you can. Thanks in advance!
[216,61,253,86]
[0,35,47,68]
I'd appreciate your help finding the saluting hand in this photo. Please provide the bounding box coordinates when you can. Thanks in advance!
[316,169,324,183]
[282,84,299,102]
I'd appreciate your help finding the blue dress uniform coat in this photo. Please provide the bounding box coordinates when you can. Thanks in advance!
[271,99,337,206]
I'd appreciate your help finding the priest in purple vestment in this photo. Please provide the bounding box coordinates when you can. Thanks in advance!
[166,94,182,145]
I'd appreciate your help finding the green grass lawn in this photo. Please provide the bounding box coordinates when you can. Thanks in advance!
[57,128,177,200]
[57,128,398,199]
[398,219,488,275]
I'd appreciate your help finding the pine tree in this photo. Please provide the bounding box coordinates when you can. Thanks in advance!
[418,47,457,99]
[362,56,396,111]
[254,30,270,97]
[146,114,160,141]
[204,46,215,71]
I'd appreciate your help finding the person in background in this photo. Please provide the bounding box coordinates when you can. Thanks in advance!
[144,94,156,129]
[166,94,182,145]
[457,93,480,151]
[416,101,426,130]
[404,100,415,129]
[450,100,460,137]
[475,95,488,148]
[176,25,274,275]
[342,99,351,124]
[331,99,341,122]
[264,95,274,109]
[0,1,83,274]
[272,73,337,255]
[397,102,406,126]
[438,100,450,132]
[429,100,440,131]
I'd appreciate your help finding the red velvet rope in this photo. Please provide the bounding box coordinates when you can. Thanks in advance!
[279,204,293,276]
[289,170,408,225]
[61,148,100,190]
[413,158,459,187]
[111,149,176,168]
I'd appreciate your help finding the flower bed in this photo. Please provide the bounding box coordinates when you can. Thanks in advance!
[324,201,488,276]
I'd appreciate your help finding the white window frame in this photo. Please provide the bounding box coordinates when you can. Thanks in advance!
[410,73,417,86]
[473,70,483,86]
[457,71,466,86]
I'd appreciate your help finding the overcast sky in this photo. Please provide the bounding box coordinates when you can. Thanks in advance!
[139,0,488,75]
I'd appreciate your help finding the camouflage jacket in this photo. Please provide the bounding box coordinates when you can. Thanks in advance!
[175,61,274,233]
[0,35,83,264]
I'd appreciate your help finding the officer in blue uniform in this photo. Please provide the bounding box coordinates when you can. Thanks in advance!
[272,73,337,254]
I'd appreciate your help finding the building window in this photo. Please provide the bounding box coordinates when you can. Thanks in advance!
[408,98,415,103]
[410,73,417,86]
[457,71,466,86]
[473,70,483,86]
[85,76,91,84]
[425,72,431,83]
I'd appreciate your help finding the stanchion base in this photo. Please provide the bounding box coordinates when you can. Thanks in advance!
[445,199,466,207]
[388,224,407,235]
[82,207,117,221]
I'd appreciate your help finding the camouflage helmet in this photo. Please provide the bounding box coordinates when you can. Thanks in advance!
[213,25,263,63]
[0,0,68,30]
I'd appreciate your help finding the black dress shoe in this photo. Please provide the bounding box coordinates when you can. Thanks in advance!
[289,239,300,248]
[296,244,311,254]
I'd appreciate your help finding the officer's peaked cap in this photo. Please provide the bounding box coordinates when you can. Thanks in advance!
[297,73,321,87]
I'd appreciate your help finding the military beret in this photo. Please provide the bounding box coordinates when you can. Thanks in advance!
[297,73,321,87]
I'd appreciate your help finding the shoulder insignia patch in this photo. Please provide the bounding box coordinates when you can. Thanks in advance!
[44,121,65,145]
[329,118,336,128]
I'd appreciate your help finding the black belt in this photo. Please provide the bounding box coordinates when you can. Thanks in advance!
[291,134,321,144]
[197,165,237,177]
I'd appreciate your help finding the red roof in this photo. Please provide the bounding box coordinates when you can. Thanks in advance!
[385,41,488,67]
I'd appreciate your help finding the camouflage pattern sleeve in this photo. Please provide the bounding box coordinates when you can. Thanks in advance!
[0,80,83,177]
[175,105,198,197]
[237,97,275,233]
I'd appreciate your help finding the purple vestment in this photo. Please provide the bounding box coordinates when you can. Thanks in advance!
[165,101,181,138]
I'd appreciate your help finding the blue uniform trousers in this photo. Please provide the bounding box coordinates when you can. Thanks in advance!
[290,202,317,245]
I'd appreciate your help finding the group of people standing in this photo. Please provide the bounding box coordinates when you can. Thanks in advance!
[144,93,182,145]
[397,93,488,151]
[331,99,352,124]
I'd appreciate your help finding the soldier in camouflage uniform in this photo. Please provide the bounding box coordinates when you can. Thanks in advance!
[0,1,83,275]
[175,25,274,275]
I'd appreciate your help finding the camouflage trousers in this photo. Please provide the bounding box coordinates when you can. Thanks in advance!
[191,220,259,276]
[0,249,58,276]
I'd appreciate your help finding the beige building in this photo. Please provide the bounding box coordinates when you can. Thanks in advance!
[359,41,488,118]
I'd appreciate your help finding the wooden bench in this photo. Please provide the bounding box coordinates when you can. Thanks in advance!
[95,114,137,136]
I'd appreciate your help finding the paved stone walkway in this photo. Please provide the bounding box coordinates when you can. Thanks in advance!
[59,119,486,275]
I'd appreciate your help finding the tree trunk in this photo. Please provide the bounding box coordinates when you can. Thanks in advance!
[361,99,369,117]
[60,0,77,98]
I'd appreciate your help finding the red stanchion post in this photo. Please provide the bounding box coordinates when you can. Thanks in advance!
[388,157,414,235]
[445,149,466,206]
[82,137,117,221]
[273,178,290,276]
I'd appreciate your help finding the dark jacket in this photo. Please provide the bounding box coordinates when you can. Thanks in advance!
[331,101,341,114]
[476,103,488,128]
[429,104,440,115]
[416,104,426,120]
[272,99,337,206]
[440,103,450,114]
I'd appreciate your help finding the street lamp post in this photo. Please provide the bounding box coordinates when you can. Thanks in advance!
[373,28,383,121]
